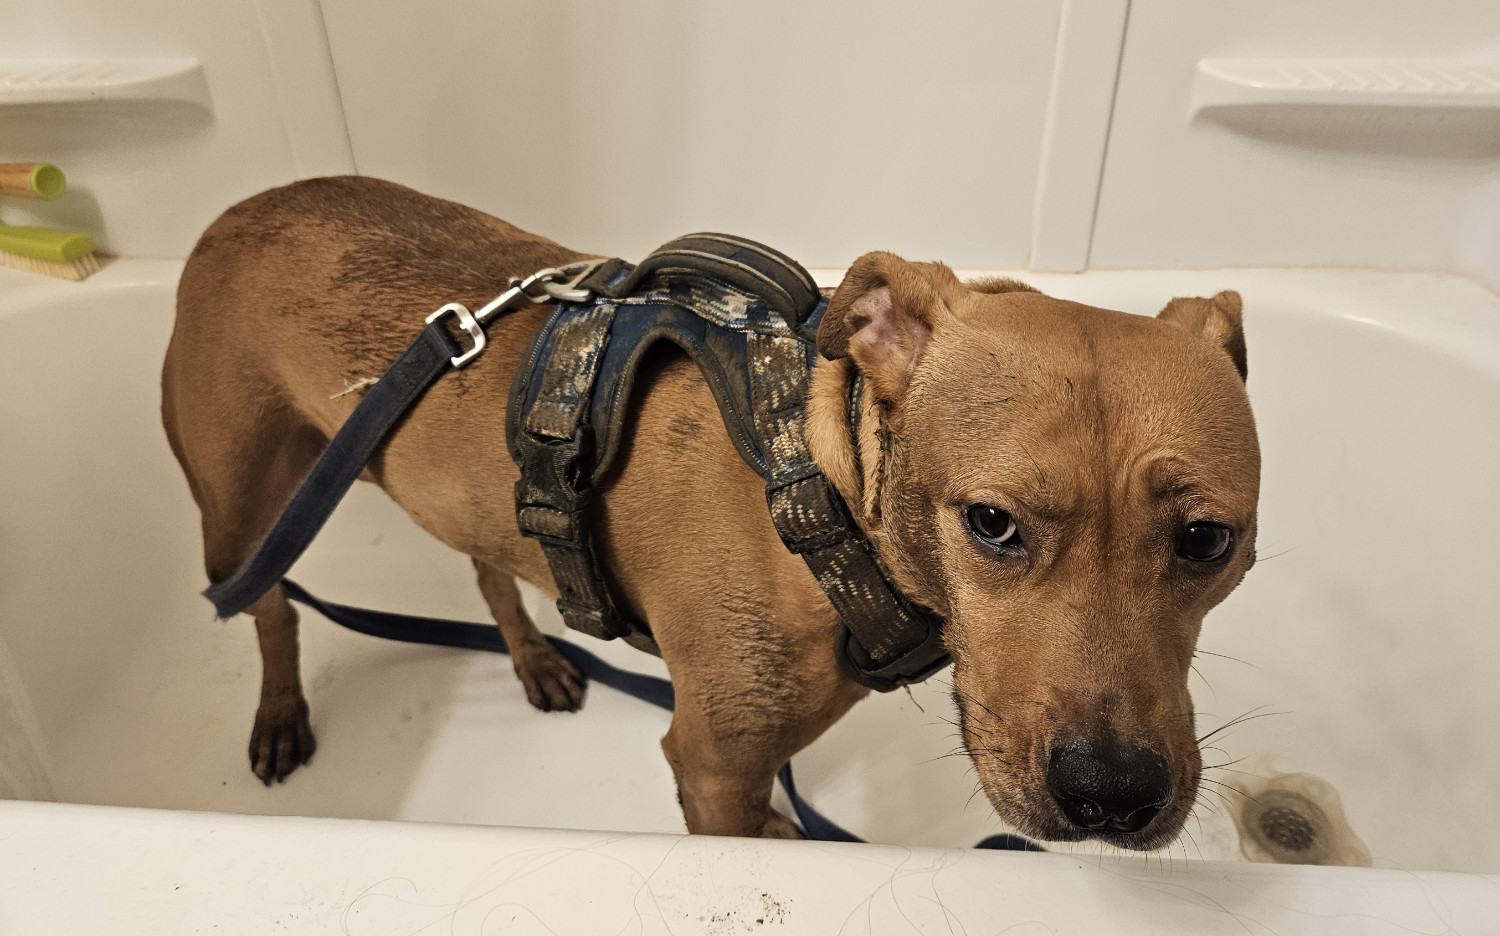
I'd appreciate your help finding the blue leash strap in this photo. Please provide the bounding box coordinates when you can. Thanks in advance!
[279,579,1041,851]
[205,324,460,619]
[280,580,675,709]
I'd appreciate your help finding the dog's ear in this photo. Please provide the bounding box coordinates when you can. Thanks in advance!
[819,251,960,404]
[1156,290,1247,382]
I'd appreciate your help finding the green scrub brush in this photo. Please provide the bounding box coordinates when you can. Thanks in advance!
[0,163,102,281]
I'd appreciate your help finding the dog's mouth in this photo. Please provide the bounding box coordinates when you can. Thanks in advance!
[957,699,1200,851]
[1006,785,1197,852]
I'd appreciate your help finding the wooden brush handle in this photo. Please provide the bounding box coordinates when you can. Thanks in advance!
[0,163,66,199]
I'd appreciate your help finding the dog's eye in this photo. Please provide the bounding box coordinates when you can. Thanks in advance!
[1178,522,1233,562]
[966,505,1019,546]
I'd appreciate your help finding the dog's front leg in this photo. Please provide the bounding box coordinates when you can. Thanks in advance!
[661,700,801,838]
[657,616,866,838]
[472,559,586,712]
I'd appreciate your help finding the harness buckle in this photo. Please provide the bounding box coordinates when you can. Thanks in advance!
[425,302,486,368]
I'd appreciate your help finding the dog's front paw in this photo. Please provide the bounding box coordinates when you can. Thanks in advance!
[513,641,587,712]
[248,694,316,784]
[761,809,805,840]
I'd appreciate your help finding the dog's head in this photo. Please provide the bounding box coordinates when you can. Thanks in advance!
[819,253,1259,850]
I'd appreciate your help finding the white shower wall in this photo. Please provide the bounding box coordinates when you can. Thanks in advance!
[316,0,1063,266]
[1,1,1495,285]
[0,0,350,258]
[1090,0,1500,290]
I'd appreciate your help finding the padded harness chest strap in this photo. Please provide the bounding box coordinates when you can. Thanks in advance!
[577,233,823,332]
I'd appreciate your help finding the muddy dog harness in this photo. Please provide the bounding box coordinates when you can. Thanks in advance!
[204,233,1037,848]
[507,234,949,690]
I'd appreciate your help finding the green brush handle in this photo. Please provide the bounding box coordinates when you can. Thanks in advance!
[0,163,98,262]
[0,224,97,262]
[0,163,66,200]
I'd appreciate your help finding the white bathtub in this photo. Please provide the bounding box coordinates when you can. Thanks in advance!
[2,258,1498,932]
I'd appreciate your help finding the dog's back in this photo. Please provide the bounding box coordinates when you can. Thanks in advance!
[164,177,588,564]
[167,176,582,422]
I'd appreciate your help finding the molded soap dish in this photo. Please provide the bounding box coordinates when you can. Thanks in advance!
[0,58,210,110]
[1191,58,1500,116]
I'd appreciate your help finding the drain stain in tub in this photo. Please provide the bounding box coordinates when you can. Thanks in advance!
[1231,771,1372,866]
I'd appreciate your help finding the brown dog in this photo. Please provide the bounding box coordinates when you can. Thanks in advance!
[162,177,1258,849]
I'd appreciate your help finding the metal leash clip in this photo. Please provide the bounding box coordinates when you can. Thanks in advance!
[426,258,606,368]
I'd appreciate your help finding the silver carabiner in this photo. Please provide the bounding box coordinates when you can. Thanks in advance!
[541,258,604,302]
[429,259,608,367]
[471,259,605,326]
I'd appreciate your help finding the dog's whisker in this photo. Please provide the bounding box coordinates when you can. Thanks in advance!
[1180,826,1205,862]
[964,781,989,815]
[1193,649,1256,667]
[1253,547,1297,564]
[1201,756,1249,772]
[1195,781,1236,803]
[902,684,926,713]
[1197,780,1248,810]
[1189,662,1213,691]
[1191,787,1228,818]
[1196,705,1285,744]
[951,688,1008,726]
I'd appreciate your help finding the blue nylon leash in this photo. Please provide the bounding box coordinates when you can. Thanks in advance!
[205,324,460,619]
[279,579,1042,852]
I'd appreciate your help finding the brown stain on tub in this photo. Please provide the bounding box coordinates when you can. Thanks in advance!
[699,891,789,932]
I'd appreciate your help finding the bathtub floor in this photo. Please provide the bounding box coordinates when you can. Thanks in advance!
[43,488,689,837]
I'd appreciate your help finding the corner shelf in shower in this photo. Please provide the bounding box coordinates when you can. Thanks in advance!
[0,58,210,110]
[1190,58,1500,116]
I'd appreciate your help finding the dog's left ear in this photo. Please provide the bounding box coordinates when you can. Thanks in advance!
[820,251,961,404]
[1156,290,1247,382]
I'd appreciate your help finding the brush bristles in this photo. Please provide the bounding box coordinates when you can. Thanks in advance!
[2,250,102,281]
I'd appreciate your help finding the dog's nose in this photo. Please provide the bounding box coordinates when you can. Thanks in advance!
[1047,741,1173,835]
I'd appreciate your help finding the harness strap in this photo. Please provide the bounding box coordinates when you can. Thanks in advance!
[508,240,822,649]
[507,300,639,644]
[205,323,460,619]
[748,335,950,691]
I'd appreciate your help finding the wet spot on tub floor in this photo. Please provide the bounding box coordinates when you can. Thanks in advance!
[1231,771,1372,866]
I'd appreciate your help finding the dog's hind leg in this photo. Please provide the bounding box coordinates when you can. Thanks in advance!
[164,373,324,784]
[204,423,325,784]
[473,559,586,712]
[241,581,317,785]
